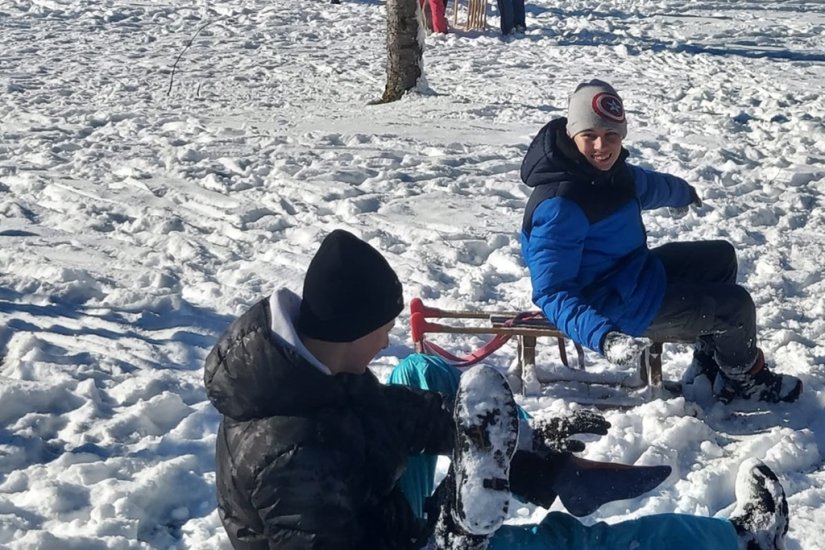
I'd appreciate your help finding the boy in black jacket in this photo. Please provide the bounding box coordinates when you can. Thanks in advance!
[204,229,789,550]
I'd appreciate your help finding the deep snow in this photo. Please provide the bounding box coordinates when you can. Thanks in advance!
[1,0,824,548]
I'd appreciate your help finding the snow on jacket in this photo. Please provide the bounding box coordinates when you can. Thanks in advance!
[519,118,696,354]
[204,291,455,550]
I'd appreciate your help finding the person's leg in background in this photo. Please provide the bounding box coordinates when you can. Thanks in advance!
[495,0,515,34]
[512,0,525,32]
[428,0,448,33]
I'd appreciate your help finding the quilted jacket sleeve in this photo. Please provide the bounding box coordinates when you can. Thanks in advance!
[526,197,616,353]
[382,383,455,456]
[631,165,697,210]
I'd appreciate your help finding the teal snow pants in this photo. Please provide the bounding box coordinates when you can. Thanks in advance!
[388,353,739,550]
[489,513,738,549]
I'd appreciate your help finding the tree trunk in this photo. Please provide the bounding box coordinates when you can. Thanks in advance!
[381,0,423,103]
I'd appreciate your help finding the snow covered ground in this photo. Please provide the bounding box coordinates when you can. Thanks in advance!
[1,0,824,548]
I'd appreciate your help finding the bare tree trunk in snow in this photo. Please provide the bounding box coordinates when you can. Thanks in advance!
[381,0,423,103]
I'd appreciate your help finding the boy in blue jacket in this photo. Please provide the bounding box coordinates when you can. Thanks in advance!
[520,79,802,404]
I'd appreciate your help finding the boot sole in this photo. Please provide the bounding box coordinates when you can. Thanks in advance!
[452,365,519,535]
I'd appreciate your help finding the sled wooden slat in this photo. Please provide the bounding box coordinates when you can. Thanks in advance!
[489,315,586,370]
[452,0,487,31]
[418,324,564,338]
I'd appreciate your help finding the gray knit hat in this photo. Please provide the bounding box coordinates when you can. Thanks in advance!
[566,79,627,139]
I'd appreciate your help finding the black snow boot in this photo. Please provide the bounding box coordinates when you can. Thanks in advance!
[509,451,672,517]
[729,458,789,550]
[449,365,519,540]
[682,337,721,387]
[715,349,803,404]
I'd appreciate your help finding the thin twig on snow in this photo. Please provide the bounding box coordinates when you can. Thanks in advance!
[167,18,223,96]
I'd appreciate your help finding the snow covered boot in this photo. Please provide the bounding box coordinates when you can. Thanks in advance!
[682,338,726,402]
[451,365,519,537]
[729,458,789,550]
[715,349,803,404]
[682,338,720,386]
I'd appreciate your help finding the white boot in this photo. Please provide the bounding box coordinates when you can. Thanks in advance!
[451,365,518,536]
[729,458,789,550]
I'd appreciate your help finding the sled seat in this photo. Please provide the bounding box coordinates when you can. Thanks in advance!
[410,298,672,396]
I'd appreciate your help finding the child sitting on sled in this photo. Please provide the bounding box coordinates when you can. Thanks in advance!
[520,79,802,405]
[204,229,789,550]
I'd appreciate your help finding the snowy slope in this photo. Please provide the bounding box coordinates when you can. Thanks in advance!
[1,0,824,548]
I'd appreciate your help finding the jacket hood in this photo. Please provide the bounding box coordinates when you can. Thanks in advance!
[204,297,358,421]
[520,117,629,188]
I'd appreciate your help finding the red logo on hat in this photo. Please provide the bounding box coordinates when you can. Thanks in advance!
[592,92,625,123]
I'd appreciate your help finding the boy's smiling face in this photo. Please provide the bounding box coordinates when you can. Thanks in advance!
[572,127,623,171]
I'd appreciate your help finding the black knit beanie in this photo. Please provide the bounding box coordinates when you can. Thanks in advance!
[298,229,404,342]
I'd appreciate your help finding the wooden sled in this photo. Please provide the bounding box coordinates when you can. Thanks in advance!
[452,0,487,31]
[410,298,682,402]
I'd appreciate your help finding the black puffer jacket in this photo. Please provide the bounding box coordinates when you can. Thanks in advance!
[204,298,455,550]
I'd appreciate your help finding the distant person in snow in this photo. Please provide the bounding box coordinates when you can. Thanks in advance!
[204,229,790,550]
[421,0,448,34]
[497,0,525,35]
[519,79,803,405]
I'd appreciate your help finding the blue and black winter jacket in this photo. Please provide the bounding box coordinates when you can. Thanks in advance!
[520,118,696,354]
